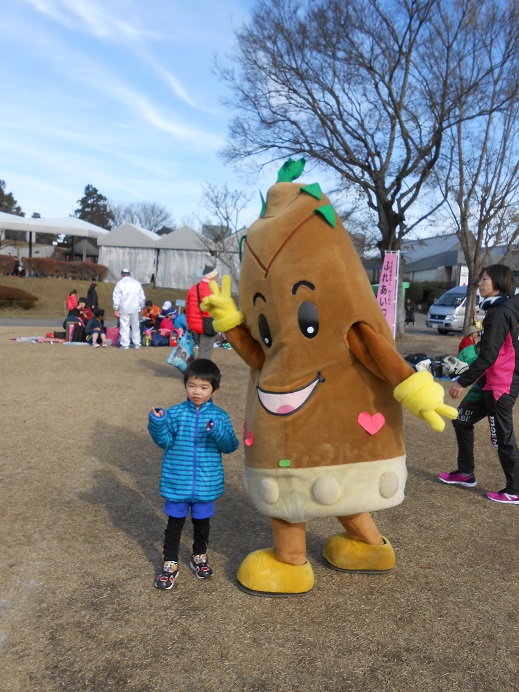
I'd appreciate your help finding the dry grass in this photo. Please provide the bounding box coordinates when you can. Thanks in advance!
[1,323,518,690]
[0,276,186,318]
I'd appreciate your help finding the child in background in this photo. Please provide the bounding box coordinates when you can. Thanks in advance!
[457,325,480,353]
[86,308,107,348]
[78,297,93,324]
[66,289,78,311]
[148,359,239,590]
[143,299,161,327]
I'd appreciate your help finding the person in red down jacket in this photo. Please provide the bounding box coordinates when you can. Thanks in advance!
[186,265,218,360]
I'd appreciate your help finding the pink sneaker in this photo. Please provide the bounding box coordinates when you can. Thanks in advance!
[486,490,519,504]
[438,471,476,487]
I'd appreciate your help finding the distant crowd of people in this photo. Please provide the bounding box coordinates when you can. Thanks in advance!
[61,265,225,357]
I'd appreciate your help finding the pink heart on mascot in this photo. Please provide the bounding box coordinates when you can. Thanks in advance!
[357,412,385,435]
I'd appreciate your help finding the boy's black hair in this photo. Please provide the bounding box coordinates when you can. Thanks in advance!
[94,308,105,318]
[145,299,153,307]
[183,359,221,391]
[78,296,87,304]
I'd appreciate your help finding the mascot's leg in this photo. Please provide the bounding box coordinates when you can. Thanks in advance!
[236,518,314,596]
[322,512,395,572]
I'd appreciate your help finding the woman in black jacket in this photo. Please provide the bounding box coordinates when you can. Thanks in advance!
[438,264,519,504]
[86,282,99,311]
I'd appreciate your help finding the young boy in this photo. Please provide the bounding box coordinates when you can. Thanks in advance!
[148,359,239,590]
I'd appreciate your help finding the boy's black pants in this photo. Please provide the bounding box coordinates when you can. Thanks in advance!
[163,516,210,562]
[453,389,519,493]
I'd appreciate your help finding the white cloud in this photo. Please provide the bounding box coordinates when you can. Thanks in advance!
[20,0,202,108]
[21,0,149,42]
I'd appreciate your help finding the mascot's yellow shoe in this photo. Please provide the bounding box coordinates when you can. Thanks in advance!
[236,548,314,596]
[323,532,395,572]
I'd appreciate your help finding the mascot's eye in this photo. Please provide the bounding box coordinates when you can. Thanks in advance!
[258,314,272,348]
[298,301,319,339]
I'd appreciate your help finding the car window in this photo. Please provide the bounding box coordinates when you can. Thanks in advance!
[435,292,465,307]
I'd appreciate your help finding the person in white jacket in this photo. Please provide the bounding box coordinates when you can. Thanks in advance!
[112,269,146,349]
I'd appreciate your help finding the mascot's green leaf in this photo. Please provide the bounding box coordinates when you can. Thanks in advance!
[300,183,322,200]
[259,190,267,217]
[276,157,306,183]
[314,204,336,227]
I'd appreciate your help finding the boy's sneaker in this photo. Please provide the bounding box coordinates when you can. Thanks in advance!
[154,561,179,590]
[190,553,213,579]
[438,470,476,487]
[486,490,519,504]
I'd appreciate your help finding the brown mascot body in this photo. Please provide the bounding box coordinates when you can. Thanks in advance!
[203,160,457,595]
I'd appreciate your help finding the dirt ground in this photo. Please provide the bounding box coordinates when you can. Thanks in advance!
[1,324,518,691]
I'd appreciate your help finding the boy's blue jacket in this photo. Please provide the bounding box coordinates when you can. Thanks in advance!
[148,399,239,503]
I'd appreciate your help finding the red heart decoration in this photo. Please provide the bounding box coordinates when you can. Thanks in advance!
[357,412,385,435]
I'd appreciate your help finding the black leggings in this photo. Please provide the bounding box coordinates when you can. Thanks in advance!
[453,389,519,493]
[163,516,210,562]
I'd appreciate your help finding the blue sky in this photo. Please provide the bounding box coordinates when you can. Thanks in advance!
[0,0,270,228]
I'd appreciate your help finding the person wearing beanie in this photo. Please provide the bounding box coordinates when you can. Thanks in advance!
[185,265,219,359]
[457,324,480,353]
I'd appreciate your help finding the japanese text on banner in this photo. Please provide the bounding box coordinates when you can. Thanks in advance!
[376,252,399,338]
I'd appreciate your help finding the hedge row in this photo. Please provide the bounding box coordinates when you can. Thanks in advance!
[21,257,108,281]
[0,285,38,309]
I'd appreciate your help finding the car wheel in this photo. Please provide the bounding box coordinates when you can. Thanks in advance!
[437,329,450,335]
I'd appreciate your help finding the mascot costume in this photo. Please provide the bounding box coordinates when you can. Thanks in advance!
[202,159,457,596]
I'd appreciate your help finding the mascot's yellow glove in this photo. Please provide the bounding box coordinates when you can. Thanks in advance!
[393,371,458,432]
[200,275,244,333]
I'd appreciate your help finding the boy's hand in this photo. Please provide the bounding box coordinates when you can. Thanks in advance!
[200,275,244,333]
[151,408,164,417]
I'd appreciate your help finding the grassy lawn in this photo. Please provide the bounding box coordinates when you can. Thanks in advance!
[0,276,187,318]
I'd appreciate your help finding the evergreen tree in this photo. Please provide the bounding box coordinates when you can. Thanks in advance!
[0,179,24,216]
[74,184,115,230]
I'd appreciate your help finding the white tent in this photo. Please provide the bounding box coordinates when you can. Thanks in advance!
[0,212,110,260]
[0,211,109,238]
[97,223,160,283]
[155,225,216,289]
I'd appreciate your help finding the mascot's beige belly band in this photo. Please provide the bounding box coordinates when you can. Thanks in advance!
[242,454,407,523]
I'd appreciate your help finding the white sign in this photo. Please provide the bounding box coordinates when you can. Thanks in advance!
[459,265,469,286]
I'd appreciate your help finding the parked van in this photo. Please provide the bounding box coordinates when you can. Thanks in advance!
[426,285,484,335]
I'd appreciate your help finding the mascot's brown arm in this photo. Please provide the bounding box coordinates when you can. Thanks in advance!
[224,325,265,371]
[347,322,415,388]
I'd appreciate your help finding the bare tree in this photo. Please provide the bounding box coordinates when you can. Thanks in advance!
[433,1,519,329]
[217,0,519,334]
[0,179,25,248]
[197,182,254,287]
[109,201,175,234]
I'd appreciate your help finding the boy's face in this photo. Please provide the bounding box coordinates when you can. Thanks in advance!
[185,376,215,409]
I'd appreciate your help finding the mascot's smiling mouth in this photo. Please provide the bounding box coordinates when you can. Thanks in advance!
[257,373,325,416]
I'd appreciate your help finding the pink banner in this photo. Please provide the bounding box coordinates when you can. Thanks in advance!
[376,252,399,337]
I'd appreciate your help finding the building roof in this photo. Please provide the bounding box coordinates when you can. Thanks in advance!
[401,233,460,264]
